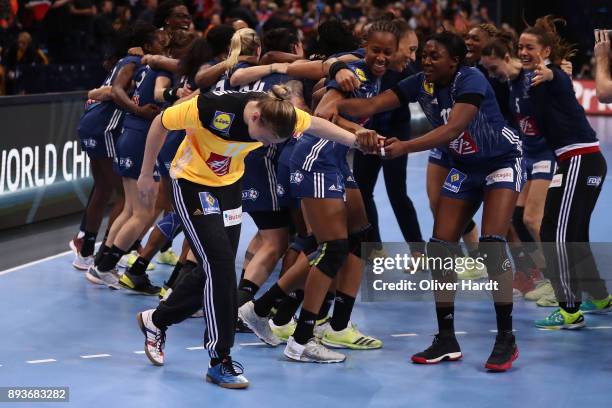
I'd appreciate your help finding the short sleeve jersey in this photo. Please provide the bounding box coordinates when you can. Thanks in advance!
[162,91,311,186]
[123,66,173,130]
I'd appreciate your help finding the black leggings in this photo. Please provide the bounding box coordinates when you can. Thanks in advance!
[171,178,242,358]
[353,150,424,249]
[540,151,608,309]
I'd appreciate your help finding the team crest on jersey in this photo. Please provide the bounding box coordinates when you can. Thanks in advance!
[276,184,285,196]
[354,68,367,82]
[242,188,259,201]
[198,192,220,215]
[206,152,231,176]
[517,115,538,136]
[448,132,479,155]
[423,81,435,95]
[290,171,304,184]
[211,111,235,133]
[443,168,467,193]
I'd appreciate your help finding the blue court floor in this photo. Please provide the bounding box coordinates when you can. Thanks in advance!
[2,117,612,407]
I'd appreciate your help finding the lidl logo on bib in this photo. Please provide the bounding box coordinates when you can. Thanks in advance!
[443,168,467,193]
[198,191,220,215]
[423,81,434,95]
[223,207,242,227]
[550,173,563,188]
[486,168,514,185]
[211,111,235,133]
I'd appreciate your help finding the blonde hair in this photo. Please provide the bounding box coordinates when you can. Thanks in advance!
[225,28,261,70]
[252,84,297,141]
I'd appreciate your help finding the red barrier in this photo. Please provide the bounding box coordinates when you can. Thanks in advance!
[573,79,612,116]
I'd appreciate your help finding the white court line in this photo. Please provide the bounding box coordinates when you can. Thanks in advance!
[391,333,418,337]
[239,342,266,346]
[455,331,467,335]
[489,329,517,333]
[80,354,111,359]
[186,346,205,350]
[585,326,612,330]
[0,250,73,276]
[133,351,146,355]
[27,359,56,364]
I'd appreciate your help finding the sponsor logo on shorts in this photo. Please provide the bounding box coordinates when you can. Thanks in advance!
[198,191,220,215]
[210,111,235,133]
[242,188,259,201]
[83,138,97,148]
[449,132,479,155]
[206,152,231,176]
[532,160,552,174]
[223,207,242,227]
[443,168,467,193]
[290,171,304,184]
[276,184,285,196]
[429,148,443,160]
[486,167,514,185]
[587,176,602,187]
[549,173,563,188]
[328,184,343,192]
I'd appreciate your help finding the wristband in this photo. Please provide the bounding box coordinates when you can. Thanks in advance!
[163,87,178,103]
[328,61,350,80]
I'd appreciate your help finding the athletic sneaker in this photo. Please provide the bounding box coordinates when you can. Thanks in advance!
[236,317,253,333]
[191,309,204,318]
[69,236,83,255]
[512,270,536,295]
[137,309,165,366]
[119,271,161,295]
[85,266,121,289]
[322,322,382,350]
[284,336,346,363]
[536,293,559,307]
[126,252,155,271]
[524,280,554,301]
[159,285,172,301]
[456,258,488,280]
[534,308,585,330]
[157,249,179,266]
[72,253,94,271]
[580,295,612,314]
[313,316,331,339]
[269,317,296,343]
[117,253,130,269]
[206,357,249,389]
[237,301,281,346]
[411,334,462,364]
[485,333,518,372]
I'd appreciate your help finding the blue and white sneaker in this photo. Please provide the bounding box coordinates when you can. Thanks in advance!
[85,265,121,289]
[206,357,249,389]
[137,309,165,366]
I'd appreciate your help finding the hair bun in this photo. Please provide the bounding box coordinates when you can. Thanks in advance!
[270,84,291,101]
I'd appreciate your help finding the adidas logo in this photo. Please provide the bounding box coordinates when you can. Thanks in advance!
[444,313,454,320]
[193,209,204,216]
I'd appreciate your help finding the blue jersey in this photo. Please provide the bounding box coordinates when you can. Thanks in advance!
[529,65,599,160]
[78,55,142,136]
[123,66,173,130]
[393,66,521,166]
[508,69,551,157]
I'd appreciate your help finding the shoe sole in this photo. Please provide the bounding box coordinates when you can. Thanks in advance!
[205,375,249,389]
[535,321,586,330]
[321,338,382,350]
[119,280,160,296]
[137,313,164,367]
[485,348,519,372]
[237,308,280,347]
[85,271,120,290]
[72,260,92,271]
[411,352,462,364]
[283,350,346,363]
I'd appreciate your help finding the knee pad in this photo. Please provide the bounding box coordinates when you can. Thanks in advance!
[309,239,349,279]
[479,235,513,277]
[425,238,460,279]
[348,224,374,257]
[157,212,182,240]
[289,234,318,255]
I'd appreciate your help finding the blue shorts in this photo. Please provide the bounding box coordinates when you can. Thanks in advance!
[277,139,300,209]
[158,130,186,178]
[428,148,451,167]
[114,126,159,181]
[242,144,284,212]
[440,157,525,202]
[524,152,556,181]
[78,109,124,160]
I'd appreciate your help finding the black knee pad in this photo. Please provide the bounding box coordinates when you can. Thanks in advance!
[309,239,349,279]
[289,234,318,255]
[348,224,374,257]
[479,235,513,277]
[425,237,460,279]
